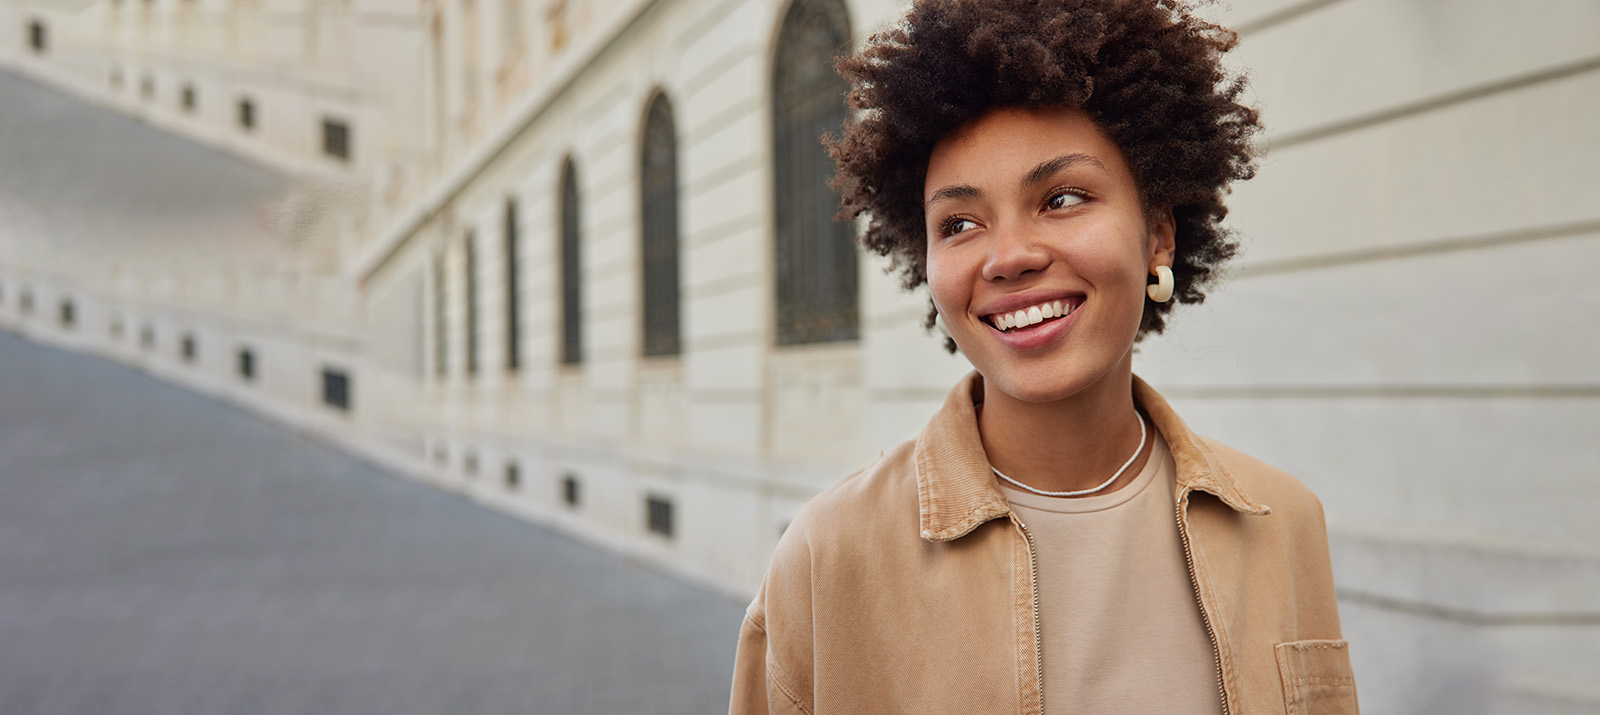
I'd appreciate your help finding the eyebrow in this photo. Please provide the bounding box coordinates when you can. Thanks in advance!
[924,153,1108,211]
[1024,153,1106,188]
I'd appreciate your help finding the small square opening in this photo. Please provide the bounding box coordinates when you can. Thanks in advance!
[181,334,196,362]
[237,348,255,380]
[59,300,74,328]
[28,20,46,53]
[321,368,351,411]
[238,98,256,130]
[504,462,520,490]
[562,473,580,507]
[646,495,675,538]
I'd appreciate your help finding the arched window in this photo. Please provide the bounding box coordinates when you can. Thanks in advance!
[504,196,521,372]
[639,92,680,358]
[771,0,856,345]
[465,229,479,376]
[559,157,582,365]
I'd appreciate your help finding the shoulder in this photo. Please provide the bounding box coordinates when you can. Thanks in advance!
[1198,436,1329,529]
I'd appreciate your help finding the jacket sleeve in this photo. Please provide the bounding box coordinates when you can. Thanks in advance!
[729,599,810,714]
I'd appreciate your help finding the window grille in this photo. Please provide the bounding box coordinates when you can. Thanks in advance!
[28,20,45,53]
[433,251,447,376]
[181,334,196,362]
[238,347,255,381]
[504,197,521,372]
[559,158,582,365]
[465,230,479,376]
[238,98,255,130]
[646,495,675,538]
[562,472,580,507]
[640,93,681,357]
[322,118,350,160]
[321,368,351,411]
[771,0,857,345]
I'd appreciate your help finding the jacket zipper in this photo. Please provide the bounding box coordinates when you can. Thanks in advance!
[1175,491,1230,715]
[1011,515,1046,715]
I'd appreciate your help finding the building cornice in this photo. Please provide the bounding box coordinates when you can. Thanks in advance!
[350,0,670,284]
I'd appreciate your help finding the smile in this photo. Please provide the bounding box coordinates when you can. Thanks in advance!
[984,299,1075,332]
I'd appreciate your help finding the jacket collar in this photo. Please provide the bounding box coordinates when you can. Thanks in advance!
[914,372,1269,542]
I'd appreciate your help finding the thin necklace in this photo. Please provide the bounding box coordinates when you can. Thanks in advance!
[990,412,1147,498]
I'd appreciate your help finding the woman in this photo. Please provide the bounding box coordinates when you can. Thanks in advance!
[731,1,1357,713]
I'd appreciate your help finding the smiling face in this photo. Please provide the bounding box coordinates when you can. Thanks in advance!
[925,106,1174,405]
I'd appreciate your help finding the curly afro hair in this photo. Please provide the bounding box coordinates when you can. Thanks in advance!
[827,0,1261,351]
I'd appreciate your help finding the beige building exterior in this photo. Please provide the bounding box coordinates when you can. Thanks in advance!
[2,0,1597,712]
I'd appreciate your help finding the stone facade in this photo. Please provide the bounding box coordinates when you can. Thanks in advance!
[1,0,1596,712]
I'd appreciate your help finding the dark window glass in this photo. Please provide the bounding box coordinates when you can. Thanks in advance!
[433,252,447,376]
[321,368,351,411]
[181,84,195,111]
[465,230,479,376]
[504,197,521,372]
[238,347,255,380]
[59,300,74,328]
[504,462,520,490]
[238,98,255,129]
[28,20,45,53]
[646,495,675,538]
[562,472,580,507]
[181,334,196,362]
[322,118,350,160]
[559,158,582,365]
[771,0,857,345]
[640,93,681,357]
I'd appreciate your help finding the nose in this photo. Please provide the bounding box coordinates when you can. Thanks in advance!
[980,221,1051,283]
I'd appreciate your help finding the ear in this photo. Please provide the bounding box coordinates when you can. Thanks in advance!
[1147,208,1176,271]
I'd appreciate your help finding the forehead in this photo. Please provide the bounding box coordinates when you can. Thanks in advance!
[924,106,1130,196]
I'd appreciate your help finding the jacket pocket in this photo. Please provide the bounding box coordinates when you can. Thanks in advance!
[1275,639,1358,715]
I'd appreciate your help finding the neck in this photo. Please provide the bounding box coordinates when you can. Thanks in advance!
[977,357,1152,496]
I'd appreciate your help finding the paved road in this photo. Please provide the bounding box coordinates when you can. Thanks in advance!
[0,330,744,714]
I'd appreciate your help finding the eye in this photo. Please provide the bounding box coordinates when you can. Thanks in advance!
[1045,189,1088,211]
[940,215,980,237]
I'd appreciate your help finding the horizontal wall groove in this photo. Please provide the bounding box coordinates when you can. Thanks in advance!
[1337,589,1600,627]
[1233,0,1354,37]
[1157,384,1600,400]
[1236,218,1600,278]
[1269,53,1600,151]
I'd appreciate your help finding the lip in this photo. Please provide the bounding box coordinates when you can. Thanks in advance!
[988,302,1078,351]
[976,289,1085,319]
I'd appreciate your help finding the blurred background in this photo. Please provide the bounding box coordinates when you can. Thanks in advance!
[0,0,1596,712]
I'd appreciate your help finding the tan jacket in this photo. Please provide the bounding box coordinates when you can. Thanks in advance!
[730,373,1357,714]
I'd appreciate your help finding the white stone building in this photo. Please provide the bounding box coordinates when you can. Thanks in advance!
[1,0,1596,712]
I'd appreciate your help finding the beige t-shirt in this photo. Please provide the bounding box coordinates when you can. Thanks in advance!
[1000,430,1223,714]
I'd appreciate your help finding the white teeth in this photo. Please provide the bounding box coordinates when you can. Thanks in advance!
[991,300,1075,332]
